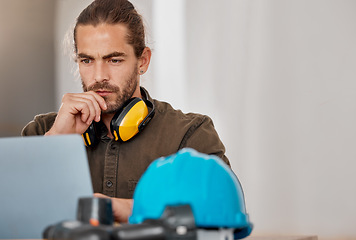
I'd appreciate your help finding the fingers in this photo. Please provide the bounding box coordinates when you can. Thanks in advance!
[93,193,133,223]
[61,91,107,124]
[89,91,108,112]
[70,95,100,124]
[93,193,109,199]
[48,91,108,135]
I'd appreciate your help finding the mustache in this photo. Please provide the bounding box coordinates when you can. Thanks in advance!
[83,82,120,92]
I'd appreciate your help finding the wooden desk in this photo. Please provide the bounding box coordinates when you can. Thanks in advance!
[4,237,318,240]
[246,236,318,240]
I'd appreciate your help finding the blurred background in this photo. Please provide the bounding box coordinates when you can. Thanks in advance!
[1,0,355,239]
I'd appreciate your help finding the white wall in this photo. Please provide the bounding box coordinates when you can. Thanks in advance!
[54,0,93,107]
[183,0,356,239]
[0,0,55,136]
[54,0,356,239]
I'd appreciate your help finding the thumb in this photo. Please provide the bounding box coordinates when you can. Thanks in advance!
[93,193,110,199]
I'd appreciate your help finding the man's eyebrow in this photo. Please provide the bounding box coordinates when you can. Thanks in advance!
[102,51,127,59]
[77,53,94,59]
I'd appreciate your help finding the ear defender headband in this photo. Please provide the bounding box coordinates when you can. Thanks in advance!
[82,95,155,147]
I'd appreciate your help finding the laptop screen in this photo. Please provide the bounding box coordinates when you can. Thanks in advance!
[0,134,93,238]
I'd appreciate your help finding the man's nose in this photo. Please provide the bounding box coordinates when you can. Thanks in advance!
[94,62,109,82]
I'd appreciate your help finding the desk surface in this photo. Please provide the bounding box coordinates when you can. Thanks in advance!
[3,236,318,240]
[246,236,318,240]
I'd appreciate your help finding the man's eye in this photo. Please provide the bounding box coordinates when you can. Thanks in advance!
[110,59,122,64]
[80,59,92,64]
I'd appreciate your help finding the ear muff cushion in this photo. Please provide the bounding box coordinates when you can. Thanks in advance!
[111,98,149,142]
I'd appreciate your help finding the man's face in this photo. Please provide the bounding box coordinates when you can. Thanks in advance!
[76,23,140,114]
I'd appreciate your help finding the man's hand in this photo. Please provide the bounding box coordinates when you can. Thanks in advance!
[45,91,107,135]
[94,193,133,223]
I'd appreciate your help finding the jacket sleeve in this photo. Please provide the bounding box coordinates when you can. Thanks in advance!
[21,112,57,136]
[179,115,231,167]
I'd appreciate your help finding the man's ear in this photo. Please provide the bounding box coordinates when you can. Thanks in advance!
[137,47,152,75]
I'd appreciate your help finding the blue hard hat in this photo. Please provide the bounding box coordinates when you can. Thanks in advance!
[129,148,253,239]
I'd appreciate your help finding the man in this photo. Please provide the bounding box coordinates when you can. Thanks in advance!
[22,0,230,223]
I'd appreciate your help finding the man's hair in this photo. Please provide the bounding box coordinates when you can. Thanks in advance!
[74,0,146,58]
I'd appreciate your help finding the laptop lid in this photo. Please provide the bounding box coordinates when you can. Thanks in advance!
[0,134,93,239]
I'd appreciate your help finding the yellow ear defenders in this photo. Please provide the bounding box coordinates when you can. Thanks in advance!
[82,96,155,147]
[111,97,155,142]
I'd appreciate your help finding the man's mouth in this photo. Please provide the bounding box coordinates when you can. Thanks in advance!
[95,90,113,97]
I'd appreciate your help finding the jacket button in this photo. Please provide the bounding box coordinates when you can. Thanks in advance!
[106,180,113,188]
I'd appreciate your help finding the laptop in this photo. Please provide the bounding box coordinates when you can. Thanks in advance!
[0,134,93,239]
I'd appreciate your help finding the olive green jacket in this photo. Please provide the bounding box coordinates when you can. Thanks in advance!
[22,88,230,198]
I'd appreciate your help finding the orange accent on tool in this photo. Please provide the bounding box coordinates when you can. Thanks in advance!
[89,218,100,226]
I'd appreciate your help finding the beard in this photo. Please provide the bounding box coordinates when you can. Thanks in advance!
[82,68,138,114]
